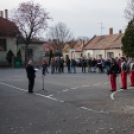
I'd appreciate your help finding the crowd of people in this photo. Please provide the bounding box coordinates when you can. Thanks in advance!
[41,56,128,74]
[26,56,134,93]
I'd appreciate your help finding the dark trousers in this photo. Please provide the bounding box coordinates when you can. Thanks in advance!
[55,65,58,72]
[82,66,86,73]
[67,64,71,73]
[28,77,35,92]
[98,64,103,72]
[60,65,64,73]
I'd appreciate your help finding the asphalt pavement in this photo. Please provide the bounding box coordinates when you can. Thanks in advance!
[0,67,134,134]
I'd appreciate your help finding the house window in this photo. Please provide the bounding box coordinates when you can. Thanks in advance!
[0,39,6,51]
[107,52,114,58]
[28,49,33,58]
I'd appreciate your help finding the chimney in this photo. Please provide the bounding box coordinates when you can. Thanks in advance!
[5,9,8,19]
[109,28,113,35]
[0,11,3,18]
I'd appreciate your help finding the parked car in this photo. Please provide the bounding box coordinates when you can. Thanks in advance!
[75,58,88,66]
[75,58,82,66]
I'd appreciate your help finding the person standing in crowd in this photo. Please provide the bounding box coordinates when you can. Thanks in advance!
[126,57,132,73]
[82,57,87,73]
[42,58,49,74]
[117,58,121,72]
[66,56,71,73]
[57,56,61,73]
[88,57,92,72]
[60,57,64,73]
[115,57,119,63]
[26,59,36,93]
[129,58,134,86]
[55,57,58,73]
[71,58,76,73]
[50,58,55,74]
[120,57,127,89]
[92,58,97,73]
[98,58,105,73]
[107,58,118,92]
[105,58,111,73]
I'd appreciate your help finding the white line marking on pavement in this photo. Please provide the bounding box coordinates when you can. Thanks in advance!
[0,82,27,92]
[71,87,79,89]
[110,89,124,100]
[0,81,64,103]
[47,94,53,97]
[63,89,69,92]
[81,107,108,114]
[94,83,101,86]
[35,93,63,102]
[81,85,90,87]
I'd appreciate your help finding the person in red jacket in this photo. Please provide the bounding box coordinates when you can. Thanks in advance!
[108,58,118,92]
[120,57,127,89]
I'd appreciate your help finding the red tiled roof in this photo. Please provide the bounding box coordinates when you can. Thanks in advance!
[0,17,20,37]
[74,40,89,52]
[84,33,124,50]
[43,42,57,52]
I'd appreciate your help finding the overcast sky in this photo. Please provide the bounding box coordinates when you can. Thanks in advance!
[0,0,128,38]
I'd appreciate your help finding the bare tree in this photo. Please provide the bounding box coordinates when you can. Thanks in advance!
[10,1,51,65]
[124,0,134,20]
[46,22,73,50]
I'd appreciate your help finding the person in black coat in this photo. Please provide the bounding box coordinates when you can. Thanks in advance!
[107,58,118,92]
[82,57,87,73]
[92,58,97,72]
[26,59,36,93]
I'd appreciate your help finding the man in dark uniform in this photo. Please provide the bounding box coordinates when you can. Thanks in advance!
[108,58,118,92]
[26,59,36,93]
[82,57,87,73]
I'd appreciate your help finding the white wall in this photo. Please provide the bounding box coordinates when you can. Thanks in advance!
[18,43,43,64]
[0,37,16,63]
[83,50,94,58]
[94,50,105,59]
[106,49,122,58]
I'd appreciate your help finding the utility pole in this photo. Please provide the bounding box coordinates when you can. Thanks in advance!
[98,22,104,35]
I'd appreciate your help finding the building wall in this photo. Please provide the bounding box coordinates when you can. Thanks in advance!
[94,50,105,59]
[0,37,16,64]
[84,49,123,59]
[106,49,122,59]
[18,43,43,65]
[74,52,81,59]
[83,50,94,58]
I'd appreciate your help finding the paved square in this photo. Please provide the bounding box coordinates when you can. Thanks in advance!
[0,68,134,134]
